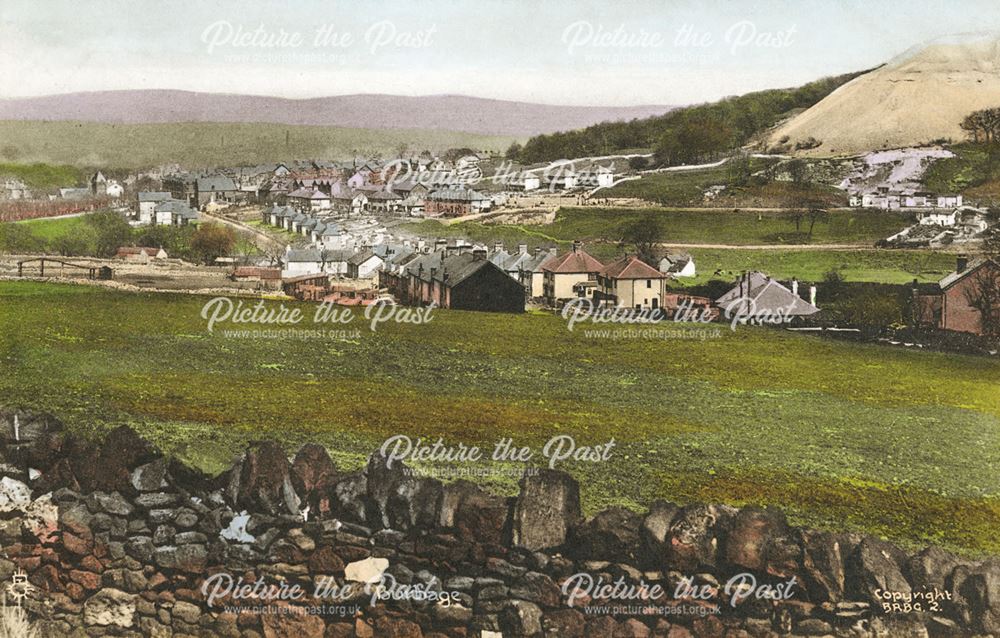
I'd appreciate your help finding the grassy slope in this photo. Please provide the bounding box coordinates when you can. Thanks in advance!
[405,207,908,248]
[16,215,89,240]
[0,162,85,190]
[0,121,516,169]
[604,164,846,208]
[1,281,998,554]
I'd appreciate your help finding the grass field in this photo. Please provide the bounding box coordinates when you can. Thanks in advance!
[16,215,90,241]
[404,207,909,248]
[601,161,846,208]
[1,280,998,555]
[0,121,516,169]
[680,248,958,285]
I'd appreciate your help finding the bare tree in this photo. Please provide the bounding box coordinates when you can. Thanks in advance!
[964,263,1000,345]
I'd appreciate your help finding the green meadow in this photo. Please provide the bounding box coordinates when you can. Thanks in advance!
[1,281,998,555]
[404,207,910,248]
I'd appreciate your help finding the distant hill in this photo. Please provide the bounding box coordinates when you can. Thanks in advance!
[0,91,674,138]
[769,34,1000,156]
[0,121,516,169]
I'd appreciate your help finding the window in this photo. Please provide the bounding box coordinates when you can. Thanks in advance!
[646,279,651,288]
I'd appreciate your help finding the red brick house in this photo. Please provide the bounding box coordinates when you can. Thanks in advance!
[914,256,1000,335]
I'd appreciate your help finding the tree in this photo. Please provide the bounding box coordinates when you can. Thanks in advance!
[785,210,805,234]
[806,207,830,240]
[505,142,523,161]
[727,152,752,187]
[964,265,1000,345]
[621,214,664,266]
[786,159,807,187]
[628,156,649,171]
[190,223,236,265]
[843,290,903,337]
[84,210,132,258]
[0,223,44,254]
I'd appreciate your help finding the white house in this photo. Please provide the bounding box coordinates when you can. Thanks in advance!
[137,192,172,224]
[106,181,124,198]
[658,253,696,278]
[917,210,959,226]
[347,250,385,279]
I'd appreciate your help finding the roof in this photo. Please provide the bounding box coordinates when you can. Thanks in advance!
[138,192,172,203]
[716,272,819,317]
[938,257,1000,290]
[403,251,508,287]
[154,200,194,214]
[541,247,604,274]
[322,249,354,262]
[285,249,323,263]
[427,187,488,202]
[601,255,665,280]
[196,175,237,192]
[347,250,382,266]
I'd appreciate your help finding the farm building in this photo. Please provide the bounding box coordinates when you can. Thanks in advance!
[914,256,1000,336]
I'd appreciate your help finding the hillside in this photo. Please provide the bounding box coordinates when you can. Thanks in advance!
[0,121,515,169]
[0,90,673,138]
[769,34,1000,156]
[513,71,866,165]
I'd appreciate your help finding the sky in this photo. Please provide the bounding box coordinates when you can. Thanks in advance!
[2,0,1000,106]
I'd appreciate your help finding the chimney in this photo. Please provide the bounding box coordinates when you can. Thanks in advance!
[809,285,817,307]
[572,240,582,253]
[549,247,558,257]
[791,278,799,297]
[956,254,969,272]
[430,267,437,279]
[473,248,487,261]
[494,240,504,253]
[518,243,528,254]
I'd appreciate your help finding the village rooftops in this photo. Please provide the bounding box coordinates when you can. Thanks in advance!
[367,189,404,201]
[347,249,378,266]
[196,175,237,192]
[541,243,604,274]
[155,199,192,212]
[406,251,499,285]
[284,248,323,263]
[427,187,488,202]
[600,255,666,280]
[138,191,172,202]
[288,187,331,199]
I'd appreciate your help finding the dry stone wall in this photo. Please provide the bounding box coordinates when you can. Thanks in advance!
[0,408,997,638]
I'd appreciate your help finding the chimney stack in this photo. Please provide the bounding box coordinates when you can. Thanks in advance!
[791,278,799,297]
[572,240,582,253]
[518,243,528,254]
[494,240,504,253]
[957,254,969,272]
[473,248,487,261]
[809,285,817,307]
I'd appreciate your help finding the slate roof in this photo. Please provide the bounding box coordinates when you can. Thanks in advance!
[138,191,172,202]
[285,249,323,263]
[196,176,237,192]
[715,272,819,316]
[347,249,381,266]
[938,257,1000,290]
